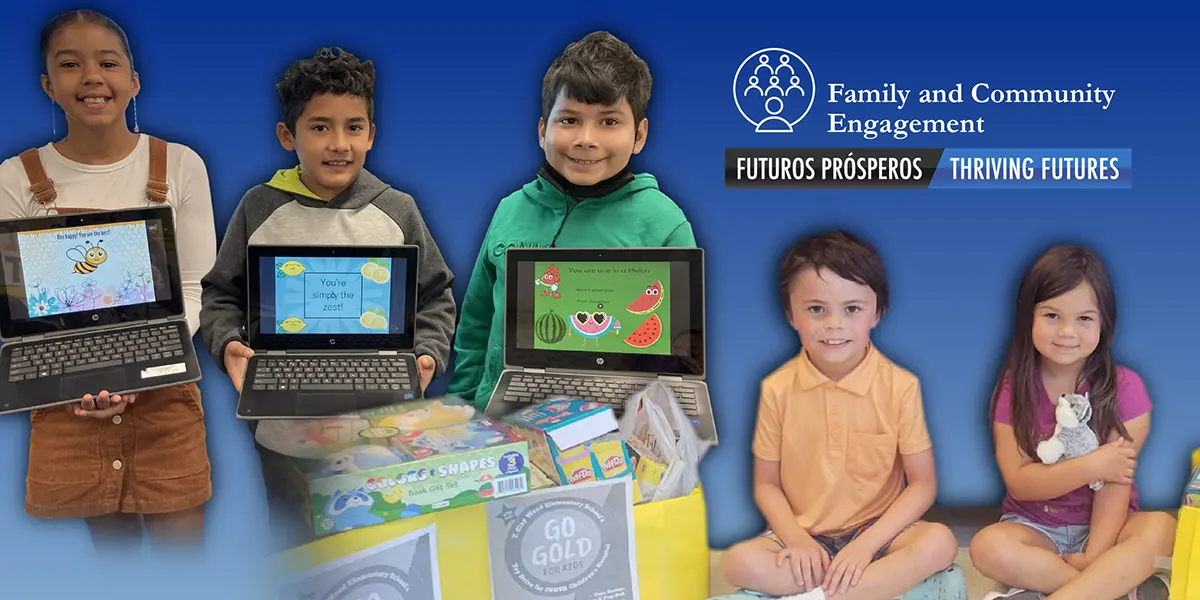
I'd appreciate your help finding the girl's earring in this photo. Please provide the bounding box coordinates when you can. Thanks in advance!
[132,97,140,133]
[50,98,56,137]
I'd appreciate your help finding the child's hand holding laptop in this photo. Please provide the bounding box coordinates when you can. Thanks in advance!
[68,390,137,419]
[224,340,256,393]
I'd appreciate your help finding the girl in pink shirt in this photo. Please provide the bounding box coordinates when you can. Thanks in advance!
[970,246,1175,600]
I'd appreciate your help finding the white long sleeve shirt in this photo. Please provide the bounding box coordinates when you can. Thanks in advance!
[0,134,218,336]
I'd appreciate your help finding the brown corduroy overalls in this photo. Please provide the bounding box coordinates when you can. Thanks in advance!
[17,137,212,519]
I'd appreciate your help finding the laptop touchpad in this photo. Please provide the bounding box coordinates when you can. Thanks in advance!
[61,372,128,401]
[297,393,360,417]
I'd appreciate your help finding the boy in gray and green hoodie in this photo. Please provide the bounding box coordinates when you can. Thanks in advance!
[447,31,697,410]
[199,48,456,551]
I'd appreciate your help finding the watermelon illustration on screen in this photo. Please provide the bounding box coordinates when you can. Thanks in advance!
[570,312,619,338]
[569,311,621,347]
[626,281,663,314]
[624,314,663,349]
[535,310,567,344]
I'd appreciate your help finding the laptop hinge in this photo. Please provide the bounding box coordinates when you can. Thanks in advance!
[521,367,547,374]
[657,374,684,382]
[22,334,45,342]
[265,350,287,356]
[147,317,170,325]
[37,328,86,340]
[378,350,398,355]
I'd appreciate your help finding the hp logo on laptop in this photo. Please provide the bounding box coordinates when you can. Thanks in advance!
[92,314,99,321]
[596,357,604,365]
[329,339,336,346]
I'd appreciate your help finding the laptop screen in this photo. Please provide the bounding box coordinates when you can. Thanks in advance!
[504,248,704,377]
[0,206,183,340]
[246,245,418,351]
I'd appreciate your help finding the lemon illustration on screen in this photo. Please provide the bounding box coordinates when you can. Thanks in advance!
[360,260,391,284]
[359,308,388,330]
[277,260,307,278]
[278,317,308,333]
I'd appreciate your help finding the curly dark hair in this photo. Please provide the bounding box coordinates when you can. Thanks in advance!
[276,47,375,134]
[542,31,652,123]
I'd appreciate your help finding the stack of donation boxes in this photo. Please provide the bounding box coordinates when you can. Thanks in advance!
[256,392,687,538]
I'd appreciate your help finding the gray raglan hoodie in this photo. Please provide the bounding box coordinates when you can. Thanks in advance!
[199,167,456,376]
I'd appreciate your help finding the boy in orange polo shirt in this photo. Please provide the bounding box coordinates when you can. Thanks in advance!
[716,231,966,600]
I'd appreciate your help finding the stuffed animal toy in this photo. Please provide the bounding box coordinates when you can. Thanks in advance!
[1036,392,1103,490]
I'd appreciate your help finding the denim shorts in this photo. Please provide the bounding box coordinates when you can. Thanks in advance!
[760,519,913,561]
[1000,512,1090,555]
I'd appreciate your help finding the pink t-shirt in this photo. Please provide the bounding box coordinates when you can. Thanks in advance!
[992,365,1151,527]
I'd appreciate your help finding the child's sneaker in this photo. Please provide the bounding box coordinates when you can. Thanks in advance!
[1122,572,1169,600]
[981,590,1044,599]
[901,564,969,599]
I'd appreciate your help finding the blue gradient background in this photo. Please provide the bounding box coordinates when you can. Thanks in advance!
[0,5,1195,597]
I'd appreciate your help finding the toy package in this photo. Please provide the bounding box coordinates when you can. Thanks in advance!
[499,399,636,489]
[293,418,531,537]
[254,398,477,460]
[629,443,668,504]
[1184,462,1200,507]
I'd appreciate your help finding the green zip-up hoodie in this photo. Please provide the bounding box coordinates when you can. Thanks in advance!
[447,171,696,409]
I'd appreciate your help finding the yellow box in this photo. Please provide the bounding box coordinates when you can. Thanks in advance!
[278,486,710,600]
[633,486,710,600]
[1173,505,1198,599]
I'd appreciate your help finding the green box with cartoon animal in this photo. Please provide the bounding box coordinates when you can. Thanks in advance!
[294,419,532,537]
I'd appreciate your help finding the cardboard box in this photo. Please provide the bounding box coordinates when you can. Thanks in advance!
[499,399,635,486]
[294,418,532,537]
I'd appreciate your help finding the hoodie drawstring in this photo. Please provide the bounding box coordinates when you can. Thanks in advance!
[549,201,577,248]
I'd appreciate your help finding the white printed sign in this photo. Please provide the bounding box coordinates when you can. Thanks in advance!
[487,478,638,600]
[277,525,441,600]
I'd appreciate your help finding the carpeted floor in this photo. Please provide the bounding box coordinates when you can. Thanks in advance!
[707,508,1174,599]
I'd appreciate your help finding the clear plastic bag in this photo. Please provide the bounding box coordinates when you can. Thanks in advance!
[618,381,711,502]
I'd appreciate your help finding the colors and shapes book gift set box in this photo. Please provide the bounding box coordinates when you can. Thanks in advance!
[288,418,533,537]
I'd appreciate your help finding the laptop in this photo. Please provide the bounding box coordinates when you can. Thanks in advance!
[236,244,423,419]
[0,206,202,415]
[483,247,717,444]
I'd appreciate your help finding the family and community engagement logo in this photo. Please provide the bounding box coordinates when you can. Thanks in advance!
[732,47,815,133]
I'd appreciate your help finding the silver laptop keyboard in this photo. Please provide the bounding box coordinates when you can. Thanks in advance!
[7,325,183,383]
[504,373,699,416]
[252,357,412,393]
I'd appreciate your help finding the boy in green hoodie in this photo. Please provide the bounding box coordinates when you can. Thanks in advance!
[447,31,697,410]
[199,47,456,551]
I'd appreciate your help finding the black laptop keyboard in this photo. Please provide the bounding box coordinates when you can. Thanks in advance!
[504,373,699,416]
[251,357,412,392]
[7,325,183,383]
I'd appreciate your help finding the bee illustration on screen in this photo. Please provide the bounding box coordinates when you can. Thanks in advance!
[67,240,108,275]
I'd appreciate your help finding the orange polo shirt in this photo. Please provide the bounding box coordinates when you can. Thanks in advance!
[752,344,932,537]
